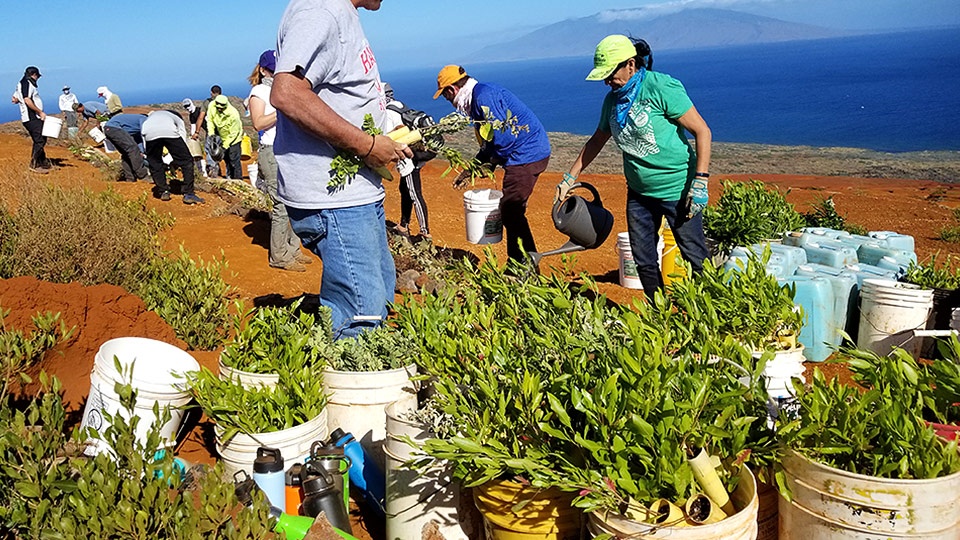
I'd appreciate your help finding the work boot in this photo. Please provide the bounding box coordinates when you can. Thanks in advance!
[270,261,307,273]
[295,253,313,265]
[159,191,171,201]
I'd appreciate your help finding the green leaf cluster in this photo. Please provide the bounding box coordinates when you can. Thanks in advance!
[220,298,332,373]
[703,180,806,254]
[904,252,960,290]
[319,324,418,372]
[777,347,960,481]
[185,365,327,442]
[393,253,776,512]
[649,250,802,353]
[136,246,235,351]
[0,307,75,401]
[0,372,276,539]
[802,196,866,235]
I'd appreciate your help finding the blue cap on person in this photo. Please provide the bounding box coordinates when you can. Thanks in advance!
[259,50,276,73]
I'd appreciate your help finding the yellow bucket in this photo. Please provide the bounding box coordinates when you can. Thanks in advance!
[660,220,687,285]
[474,480,581,539]
[240,135,253,160]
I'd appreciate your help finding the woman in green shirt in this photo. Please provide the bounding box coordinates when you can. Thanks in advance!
[561,35,712,299]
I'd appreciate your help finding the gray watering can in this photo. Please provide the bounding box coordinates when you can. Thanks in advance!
[528,182,614,266]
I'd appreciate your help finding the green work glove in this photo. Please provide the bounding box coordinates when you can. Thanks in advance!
[686,177,709,218]
[555,173,577,203]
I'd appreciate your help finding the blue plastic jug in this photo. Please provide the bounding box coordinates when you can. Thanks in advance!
[857,243,917,268]
[800,227,847,239]
[753,243,807,275]
[795,264,859,341]
[844,263,898,288]
[868,231,915,252]
[801,240,859,268]
[781,275,834,362]
[329,428,385,517]
[723,248,789,278]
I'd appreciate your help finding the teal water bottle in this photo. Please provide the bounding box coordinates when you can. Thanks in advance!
[252,447,285,509]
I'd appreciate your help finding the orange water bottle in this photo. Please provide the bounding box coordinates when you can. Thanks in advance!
[285,463,304,515]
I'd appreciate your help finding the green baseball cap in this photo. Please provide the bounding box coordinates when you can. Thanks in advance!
[586,35,636,81]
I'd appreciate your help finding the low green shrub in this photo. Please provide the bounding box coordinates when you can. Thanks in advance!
[938,208,960,243]
[0,373,276,539]
[136,247,234,351]
[0,307,74,400]
[802,196,867,235]
[703,180,806,253]
[904,253,960,290]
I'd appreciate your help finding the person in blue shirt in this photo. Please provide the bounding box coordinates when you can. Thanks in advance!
[103,113,149,182]
[434,64,551,263]
[73,100,109,133]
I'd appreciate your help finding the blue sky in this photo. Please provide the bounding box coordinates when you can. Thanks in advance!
[2,0,957,112]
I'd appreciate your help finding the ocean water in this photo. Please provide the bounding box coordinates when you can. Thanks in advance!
[383,28,960,153]
[7,28,957,153]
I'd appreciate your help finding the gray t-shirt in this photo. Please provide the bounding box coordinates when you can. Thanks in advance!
[142,110,187,142]
[274,0,389,210]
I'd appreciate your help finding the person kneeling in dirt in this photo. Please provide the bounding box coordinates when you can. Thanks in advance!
[74,101,109,134]
[102,113,149,182]
[141,110,204,205]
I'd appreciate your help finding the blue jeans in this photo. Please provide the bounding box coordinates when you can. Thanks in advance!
[287,201,396,340]
[626,189,708,299]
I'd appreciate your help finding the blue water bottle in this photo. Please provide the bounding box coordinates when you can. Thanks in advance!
[329,428,385,516]
[252,447,286,509]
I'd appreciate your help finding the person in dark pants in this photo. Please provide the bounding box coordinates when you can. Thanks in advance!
[102,113,149,182]
[141,110,204,204]
[384,84,432,238]
[14,66,51,172]
[434,64,551,262]
[561,35,712,300]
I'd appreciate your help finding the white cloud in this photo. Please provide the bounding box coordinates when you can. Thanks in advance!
[597,0,779,23]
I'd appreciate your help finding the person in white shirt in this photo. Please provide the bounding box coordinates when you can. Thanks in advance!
[14,66,50,172]
[59,86,79,138]
[248,49,310,272]
[141,110,204,205]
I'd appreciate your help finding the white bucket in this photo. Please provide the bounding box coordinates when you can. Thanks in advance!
[323,364,418,469]
[616,232,664,290]
[462,189,503,244]
[79,337,200,455]
[217,355,279,389]
[88,127,106,144]
[385,402,470,540]
[858,279,933,358]
[216,412,328,478]
[778,450,960,538]
[588,466,759,539]
[247,163,259,187]
[186,137,203,158]
[42,116,63,139]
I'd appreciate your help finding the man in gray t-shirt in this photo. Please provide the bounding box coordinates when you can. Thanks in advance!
[272,0,412,340]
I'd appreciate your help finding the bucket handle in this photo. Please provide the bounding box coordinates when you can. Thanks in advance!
[552,181,603,223]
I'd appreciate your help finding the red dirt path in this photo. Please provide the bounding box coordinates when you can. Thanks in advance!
[3,132,960,537]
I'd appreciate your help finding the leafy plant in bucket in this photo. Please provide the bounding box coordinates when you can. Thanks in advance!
[904,252,960,290]
[703,180,806,254]
[220,299,332,374]
[649,250,802,354]
[185,365,327,442]
[319,325,418,372]
[777,362,960,484]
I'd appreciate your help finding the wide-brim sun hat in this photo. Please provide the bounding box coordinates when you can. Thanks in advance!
[586,35,637,81]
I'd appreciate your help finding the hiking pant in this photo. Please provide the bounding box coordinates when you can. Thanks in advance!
[399,168,429,235]
[104,126,147,181]
[500,156,549,262]
[145,137,196,196]
[258,145,301,267]
[224,142,242,180]
[23,119,49,169]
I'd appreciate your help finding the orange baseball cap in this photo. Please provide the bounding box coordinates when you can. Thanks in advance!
[433,65,467,99]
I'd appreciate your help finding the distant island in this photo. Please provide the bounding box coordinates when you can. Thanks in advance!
[471,8,853,63]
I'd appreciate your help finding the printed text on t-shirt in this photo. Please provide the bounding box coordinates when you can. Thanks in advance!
[360,43,377,74]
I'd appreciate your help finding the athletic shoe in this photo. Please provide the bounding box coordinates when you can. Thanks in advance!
[160,191,171,201]
[182,194,205,205]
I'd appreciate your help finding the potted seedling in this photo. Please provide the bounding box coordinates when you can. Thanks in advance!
[395,254,628,539]
[318,325,420,467]
[776,345,960,537]
[186,364,328,477]
[904,253,960,337]
[218,299,331,388]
